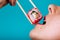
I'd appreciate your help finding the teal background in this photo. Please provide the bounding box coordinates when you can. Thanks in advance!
[0,0,60,40]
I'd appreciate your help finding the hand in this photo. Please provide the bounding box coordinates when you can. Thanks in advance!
[0,0,16,8]
[30,4,60,40]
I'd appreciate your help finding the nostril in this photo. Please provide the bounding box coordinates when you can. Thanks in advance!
[48,4,57,14]
[49,8,52,13]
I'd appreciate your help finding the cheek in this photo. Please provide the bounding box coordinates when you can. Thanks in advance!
[56,9,60,14]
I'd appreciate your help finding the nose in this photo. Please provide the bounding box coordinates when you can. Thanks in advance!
[48,4,57,14]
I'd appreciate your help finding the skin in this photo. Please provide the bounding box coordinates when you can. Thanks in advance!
[30,4,60,40]
[0,0,16,8]
[0,1,60,40]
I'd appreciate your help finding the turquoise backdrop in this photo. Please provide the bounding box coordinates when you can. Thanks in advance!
[0,0,60,40]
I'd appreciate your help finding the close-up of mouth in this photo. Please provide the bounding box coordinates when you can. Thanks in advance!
[0,0,60,40]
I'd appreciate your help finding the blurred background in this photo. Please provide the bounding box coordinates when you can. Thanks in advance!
[0,0,60,40]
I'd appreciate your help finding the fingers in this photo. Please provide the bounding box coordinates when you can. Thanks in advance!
[0,0,17,8]
[0,0,8,8]
[9,0,16,6]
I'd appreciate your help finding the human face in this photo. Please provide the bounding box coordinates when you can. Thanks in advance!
[30,4,60,40]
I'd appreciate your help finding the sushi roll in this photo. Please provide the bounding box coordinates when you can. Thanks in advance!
[27,8,42,24]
